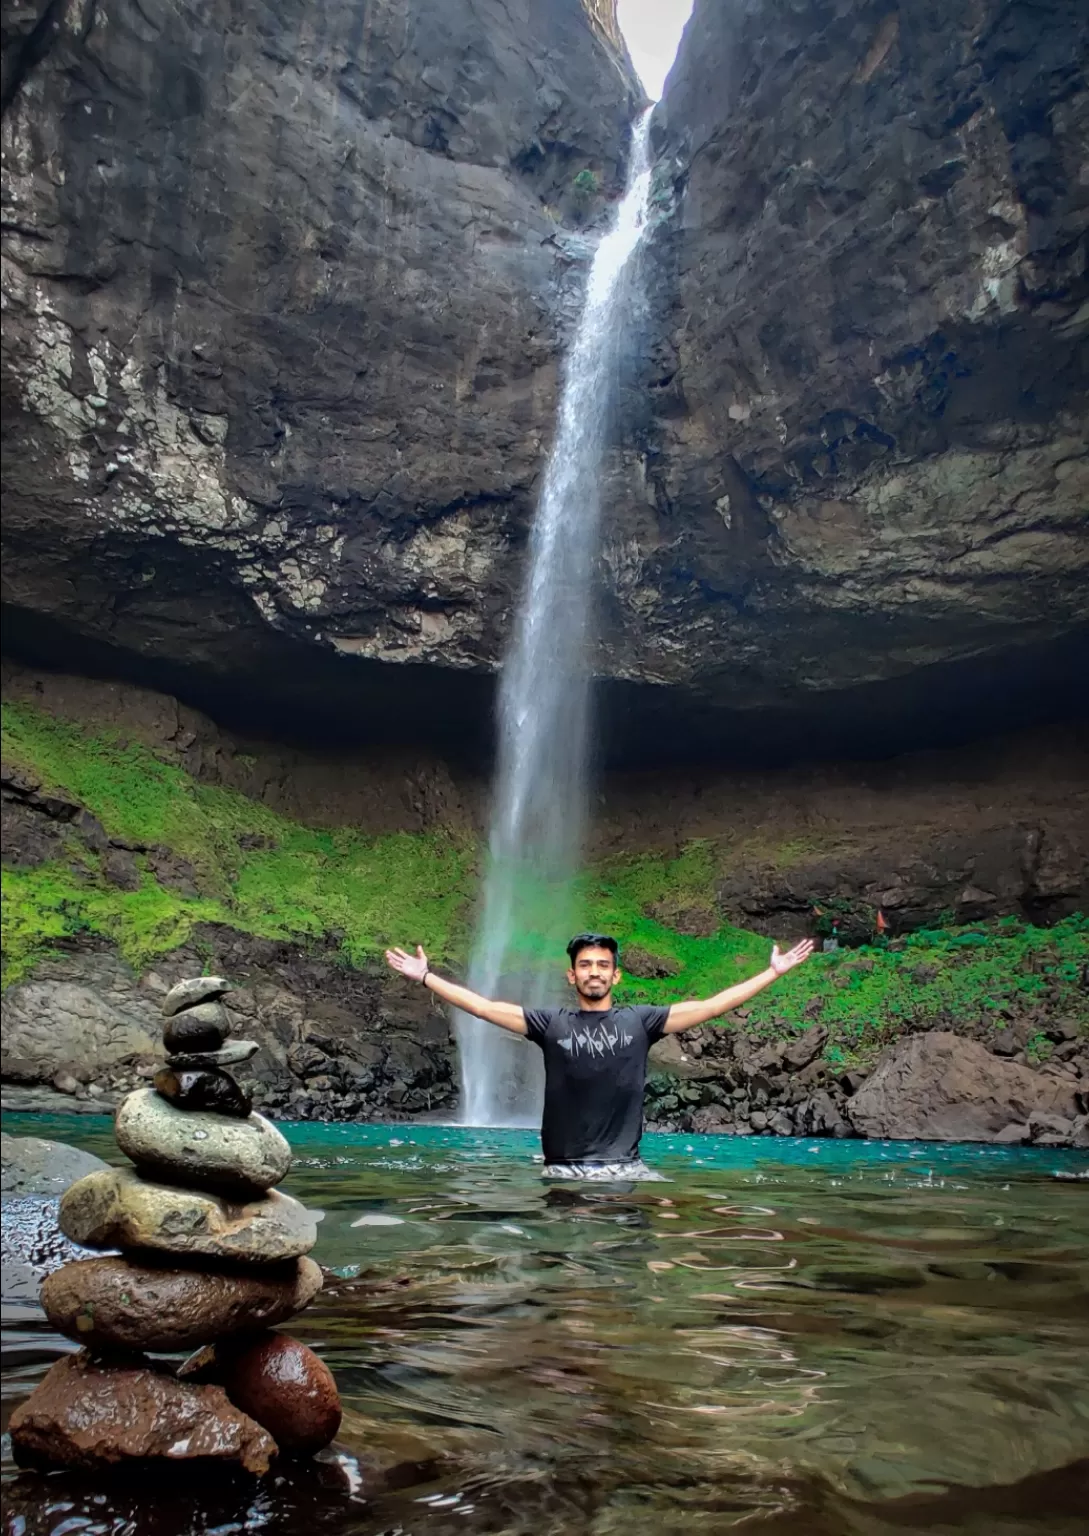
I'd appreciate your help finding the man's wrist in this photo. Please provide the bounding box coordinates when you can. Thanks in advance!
[421,969,431,987]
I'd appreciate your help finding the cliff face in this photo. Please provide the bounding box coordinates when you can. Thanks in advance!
[1,0,638,744]
[598,0,1088,753]
[2,0,1087,762]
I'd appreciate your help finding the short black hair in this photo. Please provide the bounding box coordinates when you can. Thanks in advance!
[566,932,619,964]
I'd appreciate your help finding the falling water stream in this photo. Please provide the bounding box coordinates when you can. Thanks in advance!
[456,113,655,1125]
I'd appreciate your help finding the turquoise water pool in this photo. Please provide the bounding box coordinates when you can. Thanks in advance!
[3,1118,1087,1534]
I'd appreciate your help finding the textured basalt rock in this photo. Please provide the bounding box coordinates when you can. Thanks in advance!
[609,0,1089,754]
[1,0,639,748]
[848,1031,1080,1141]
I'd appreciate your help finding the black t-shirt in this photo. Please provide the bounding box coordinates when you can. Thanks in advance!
[523,1004,671,1164]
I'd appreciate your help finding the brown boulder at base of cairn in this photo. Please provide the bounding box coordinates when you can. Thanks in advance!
[154,1065,253,1117]
[9,1351,276,1474]
[40,1255,324,1353]
[217,1331,342,1453]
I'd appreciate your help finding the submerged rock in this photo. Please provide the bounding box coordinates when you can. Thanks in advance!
[59,1168,318,1263]
[162,1002,231,1055]
[848,1033,1080,1143]
[154,1066,253,1118]
[162,977,232,1017]
[9,1351,275,1474]
[41,1255,323,1352]
[217,1332,342,1454]
[114,1089,291,1192]
[1,1132,109,1198]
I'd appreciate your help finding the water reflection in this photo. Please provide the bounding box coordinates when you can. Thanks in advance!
[2,1121,1087,1534]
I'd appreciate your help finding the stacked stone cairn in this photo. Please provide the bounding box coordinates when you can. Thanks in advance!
[10,977,342,1476]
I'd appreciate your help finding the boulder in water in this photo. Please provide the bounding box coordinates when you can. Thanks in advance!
[1,1132,109,1198]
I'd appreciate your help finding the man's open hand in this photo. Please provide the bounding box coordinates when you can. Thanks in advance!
[770,938,814,975]
[385,944,429,983]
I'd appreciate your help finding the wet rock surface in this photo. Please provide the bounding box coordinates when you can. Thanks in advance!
[40,1255,323,1353]
[216,1332,343,1454]
[154,1066,253,1118]
[8,1351,276,1474]
[114,1089,292,1193]
[59,1168,318,1264]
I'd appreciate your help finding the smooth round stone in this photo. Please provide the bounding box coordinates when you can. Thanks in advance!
[59,1168,318,1263]
[41,1255,323,1352]
[115,1089,291,1193]
[162,976,231,1017]
[219,1332,342,1453]
[154,1066,252,1118]
[162,1001,231,1055]
[167,1039,258,1071]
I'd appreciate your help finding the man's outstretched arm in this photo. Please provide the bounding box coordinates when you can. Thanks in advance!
[384,945,527,1035]
[663,939,814,1034]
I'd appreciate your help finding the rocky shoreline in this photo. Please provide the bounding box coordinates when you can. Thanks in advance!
[5,1017,1086,1151]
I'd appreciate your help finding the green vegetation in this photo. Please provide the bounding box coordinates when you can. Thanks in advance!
[1,701,473,987]
[2,698,1086,1067]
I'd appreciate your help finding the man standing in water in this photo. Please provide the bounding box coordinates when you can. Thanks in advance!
[384,933,813,1179]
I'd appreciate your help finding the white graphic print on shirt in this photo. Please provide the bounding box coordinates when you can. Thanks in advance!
[557,1024,636,1057]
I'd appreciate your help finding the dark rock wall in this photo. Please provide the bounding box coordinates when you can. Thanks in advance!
[1,0,639,742]
[3,0,1086,764]
[601,0,1089,749]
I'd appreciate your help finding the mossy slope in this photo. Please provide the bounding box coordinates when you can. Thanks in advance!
[2,698,1086,1065]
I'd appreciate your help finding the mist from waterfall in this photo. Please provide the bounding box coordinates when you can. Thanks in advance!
[456,112,655,1126]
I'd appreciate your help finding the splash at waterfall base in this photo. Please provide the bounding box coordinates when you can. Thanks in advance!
[458,113,657,1129]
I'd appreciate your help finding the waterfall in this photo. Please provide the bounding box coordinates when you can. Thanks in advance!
[456,111,655,1127]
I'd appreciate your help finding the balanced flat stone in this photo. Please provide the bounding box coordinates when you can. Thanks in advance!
[115,1090,291,1193]
[162,1002,231,1055]
[166,1039,258,1070]
[9,1351,275,1474]
[162,976,231,1017]
[41,1255,323,1352]
[59,1168,318,1263]
[154,1066,252,1118]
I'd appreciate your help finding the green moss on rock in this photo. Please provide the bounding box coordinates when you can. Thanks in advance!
[2,698,1086,1067]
